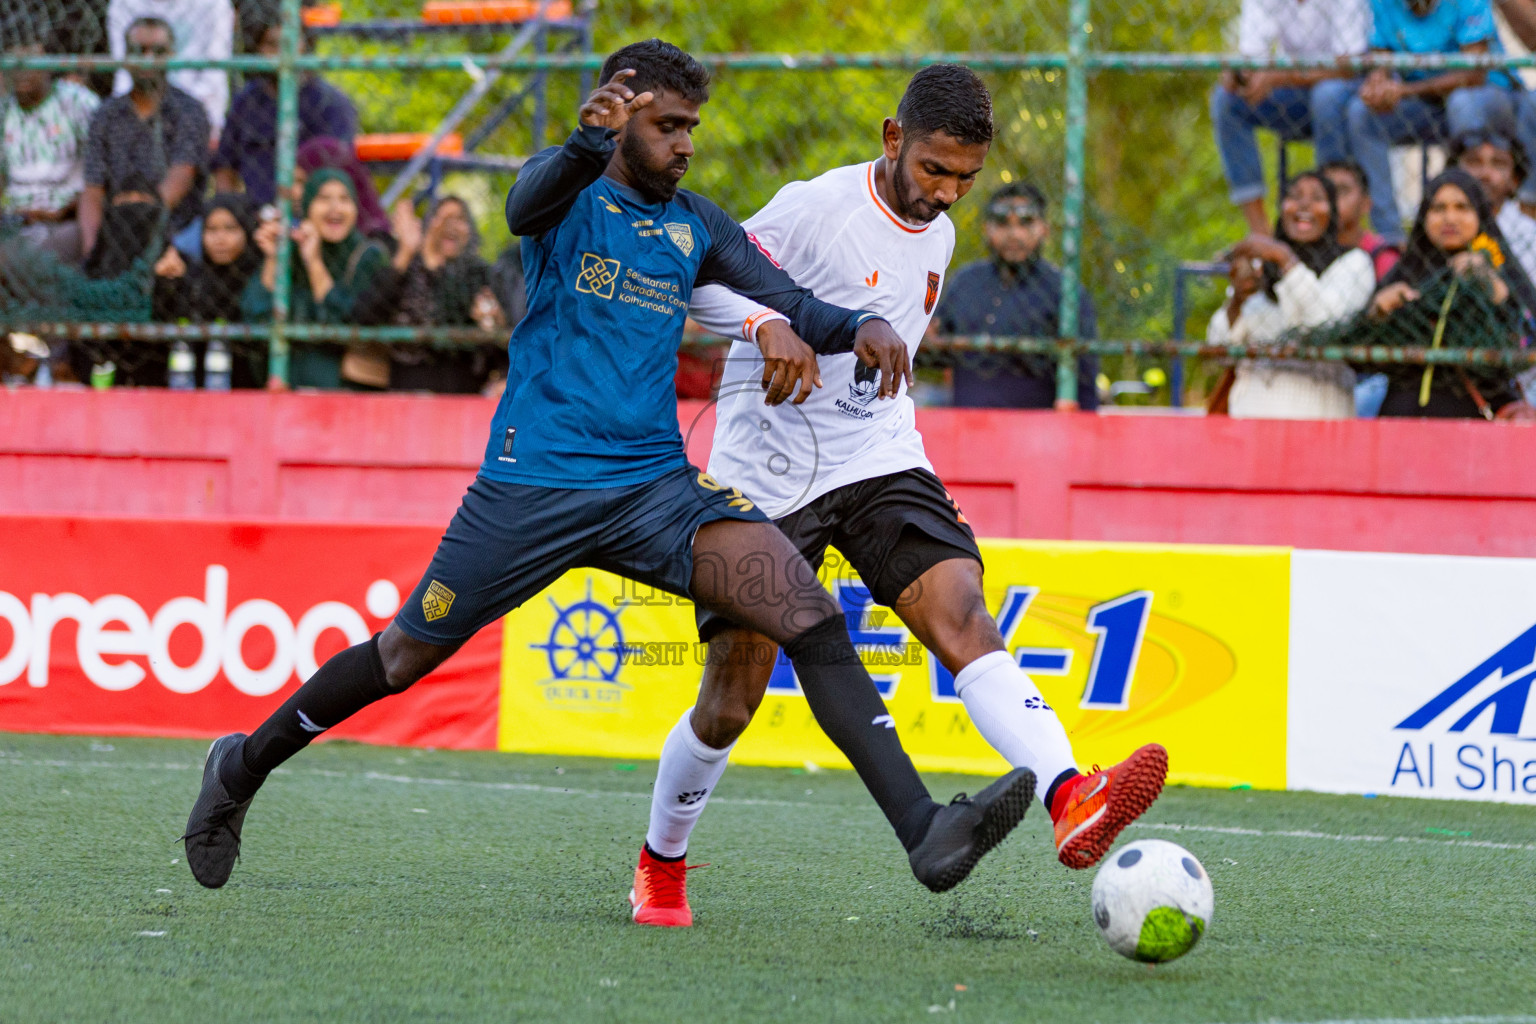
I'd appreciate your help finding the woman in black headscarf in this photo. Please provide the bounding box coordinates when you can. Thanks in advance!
[1364,167,1536,418]
[354,194,507,393]
[153,193,267,387]
[1207,171,1375,417]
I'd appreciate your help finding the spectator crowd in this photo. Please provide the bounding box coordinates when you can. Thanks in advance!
[2,0,1534,417]
[1,0,520,392]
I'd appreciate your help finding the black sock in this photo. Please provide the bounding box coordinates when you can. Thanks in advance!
[782,614,938,851]
[643,842,685,863]
[220,633,393,803]
[1044,768,1081,816]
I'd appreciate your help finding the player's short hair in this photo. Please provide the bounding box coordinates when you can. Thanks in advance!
[896,64,994,147]
[1320,159,1370,193]
[599,39,710,105]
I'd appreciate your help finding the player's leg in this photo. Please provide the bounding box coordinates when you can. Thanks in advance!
[632,630,775,925]
[687,516,1034,893]
[892,554,1167,868]
[183,476,593,889]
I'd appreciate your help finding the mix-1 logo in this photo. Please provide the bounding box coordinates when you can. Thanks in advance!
[1391,622,1536,796]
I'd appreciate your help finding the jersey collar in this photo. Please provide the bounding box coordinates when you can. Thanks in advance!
[865,161,931,234]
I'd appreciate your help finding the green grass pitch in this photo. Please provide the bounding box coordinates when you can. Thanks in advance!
[1,733,1534,1023]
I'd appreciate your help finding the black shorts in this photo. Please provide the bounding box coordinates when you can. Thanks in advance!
[396,465,767,645]
[695,467,982,643]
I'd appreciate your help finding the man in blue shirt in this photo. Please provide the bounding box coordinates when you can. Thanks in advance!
[932,183,1099,409]
[181,40,1033,905]
[211,4,357,207]
[1346,0,1519,243]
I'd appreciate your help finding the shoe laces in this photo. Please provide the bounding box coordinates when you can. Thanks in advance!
[641,858,704,908]
[178,798,242,851]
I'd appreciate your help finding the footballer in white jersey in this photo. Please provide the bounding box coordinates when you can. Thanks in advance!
[630,65,1169,928]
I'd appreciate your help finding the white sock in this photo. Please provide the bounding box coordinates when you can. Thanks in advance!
[954,650,1078,797]
[645,708,734,858]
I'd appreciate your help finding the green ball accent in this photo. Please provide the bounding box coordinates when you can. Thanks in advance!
[1133,906,1205,963]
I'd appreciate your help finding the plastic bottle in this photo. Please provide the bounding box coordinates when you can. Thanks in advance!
[168,341,196,390]
[203,340,232,392]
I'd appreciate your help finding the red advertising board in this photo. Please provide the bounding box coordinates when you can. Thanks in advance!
[0,516,499,748]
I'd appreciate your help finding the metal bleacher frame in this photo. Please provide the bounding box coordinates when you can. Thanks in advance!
[309,3,596,203]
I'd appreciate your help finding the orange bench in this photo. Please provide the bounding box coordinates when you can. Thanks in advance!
[421,1,574,24]
[354,133,465,162]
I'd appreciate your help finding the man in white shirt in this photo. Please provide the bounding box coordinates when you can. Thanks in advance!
[109,0,233,138]
[1212,0,1372,232]
[1447,128,1536,281]
[627,65,1168,928]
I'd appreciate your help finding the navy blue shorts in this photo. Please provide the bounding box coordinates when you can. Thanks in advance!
[395,464,768,645]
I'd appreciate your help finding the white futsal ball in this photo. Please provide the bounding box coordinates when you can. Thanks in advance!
[1090,839,1214,963]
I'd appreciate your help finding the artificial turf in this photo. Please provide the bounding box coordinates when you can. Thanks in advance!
[1,732,1533,1024]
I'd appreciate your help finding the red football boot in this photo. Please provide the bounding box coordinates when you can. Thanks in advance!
[1051,743,1169,870]
[629,846,695,927]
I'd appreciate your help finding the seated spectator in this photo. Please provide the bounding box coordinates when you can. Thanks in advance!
[1363,168,1536,416]
[79,16,209,258]
[242,167,387,389]
[1347,0,1518,245]
[2,19,101,263]
[1320,159,1400,279]
[74,175,168,384]
[1208,171,1375,417]
[294,137,391,243]
[1446,129,1536,283]
[41,0,113,98]
[108,0,233,138]
[930,182,1099,410]
[213,4,357,209]
[354,195,506,393]
[153,192,266,387]
[1466,0,1536,212]
[1211,0,1369,233]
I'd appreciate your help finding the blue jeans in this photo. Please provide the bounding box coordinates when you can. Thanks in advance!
[1346,85,1515,244]
[1211,80,1356,205]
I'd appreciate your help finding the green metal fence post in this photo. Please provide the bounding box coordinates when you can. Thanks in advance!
[1057,0,1090,410]
[268,0,303,388]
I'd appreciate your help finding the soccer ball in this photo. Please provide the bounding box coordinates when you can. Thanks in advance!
[1090,839,1213,963]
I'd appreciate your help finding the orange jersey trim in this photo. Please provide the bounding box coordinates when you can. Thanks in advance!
[865,163,930,234]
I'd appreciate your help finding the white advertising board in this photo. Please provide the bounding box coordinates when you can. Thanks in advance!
[1288,549,1536,803]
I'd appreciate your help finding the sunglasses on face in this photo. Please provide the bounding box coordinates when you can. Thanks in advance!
[987,203,1043,223]
[128,43,172,56]
[1459,132,1515,152]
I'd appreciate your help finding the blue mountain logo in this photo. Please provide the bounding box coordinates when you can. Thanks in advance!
[1396,623,1536,736]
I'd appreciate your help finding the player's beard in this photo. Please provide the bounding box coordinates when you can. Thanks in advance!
[622,130,688,203]
[892,145,949,224]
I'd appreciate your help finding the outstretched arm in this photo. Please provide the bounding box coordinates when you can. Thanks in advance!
[504,70,654,237]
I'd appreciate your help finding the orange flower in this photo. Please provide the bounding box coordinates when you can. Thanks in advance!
[1470,232,1506,268]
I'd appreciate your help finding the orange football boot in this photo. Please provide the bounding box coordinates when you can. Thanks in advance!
[629,846,696,927]
[1051,743,1169,869]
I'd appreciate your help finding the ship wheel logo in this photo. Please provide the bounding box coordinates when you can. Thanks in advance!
[530,579,633,703]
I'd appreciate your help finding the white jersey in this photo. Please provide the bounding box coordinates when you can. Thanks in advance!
[689,162,954,518]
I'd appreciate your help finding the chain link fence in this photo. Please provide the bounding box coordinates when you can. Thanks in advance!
[3,0,1535,416]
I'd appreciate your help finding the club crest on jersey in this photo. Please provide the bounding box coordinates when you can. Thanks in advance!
[664,222,695,257]
[924,271,941,314]
[575,252,620,299]
[422,580,456,622]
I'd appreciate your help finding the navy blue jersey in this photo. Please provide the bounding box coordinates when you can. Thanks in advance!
[481,124,879,487]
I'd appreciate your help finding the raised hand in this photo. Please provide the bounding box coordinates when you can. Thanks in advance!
[579,69,655,132]
[291,221,322,266]
[154,245,187,279]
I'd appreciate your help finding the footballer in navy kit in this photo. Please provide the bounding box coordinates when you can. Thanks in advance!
[182,40,1035,908]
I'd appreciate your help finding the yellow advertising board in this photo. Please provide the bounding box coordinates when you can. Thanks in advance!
[499,540,1290,790]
